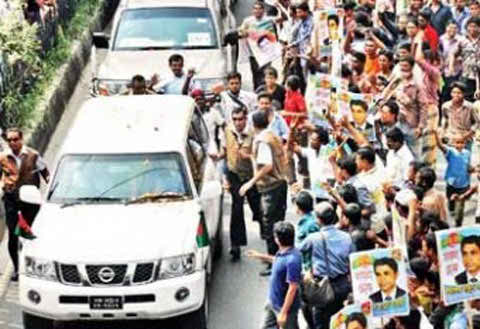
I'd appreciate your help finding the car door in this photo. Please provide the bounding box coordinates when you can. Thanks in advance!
[188,111,221,241]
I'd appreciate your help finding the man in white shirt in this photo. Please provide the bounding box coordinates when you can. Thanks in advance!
[216,72,257,123]
[150,54,199,95]
[239,111,288,276]
[384,127,414,188]
[238,1,278,89]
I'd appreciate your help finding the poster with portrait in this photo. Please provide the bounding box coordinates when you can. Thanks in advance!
[329,304,385,329]
[246,19,282,67]
[335,90,373,122]
[436,225,480,305]
[305,73,345,126]
[350,248,410,318]
[310,8,344,76]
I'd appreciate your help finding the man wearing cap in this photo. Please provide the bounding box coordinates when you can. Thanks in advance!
[300,202,354,329]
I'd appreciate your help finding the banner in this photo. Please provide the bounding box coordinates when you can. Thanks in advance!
[310,9,344,76]
[330,304,376,329]
[436,225,480,305]
[247,20,282,67]
[305,73,350,126]
[350,248,410,318]
[336,90,373,122]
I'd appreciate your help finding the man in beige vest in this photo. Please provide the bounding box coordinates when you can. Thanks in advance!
[0,127,50,281]
[221,107,263,262]
[240,111,288,276]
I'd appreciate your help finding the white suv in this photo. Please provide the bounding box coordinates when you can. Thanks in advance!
[18,95,223,329]
[91,0,237,95]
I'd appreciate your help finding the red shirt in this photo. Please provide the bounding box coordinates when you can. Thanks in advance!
[423,25,439,53]
[284,89,306,126]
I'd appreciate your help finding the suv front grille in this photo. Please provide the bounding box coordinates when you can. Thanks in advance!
[86,265,127,285]
[59,264,81,284]
[132,263,154,284]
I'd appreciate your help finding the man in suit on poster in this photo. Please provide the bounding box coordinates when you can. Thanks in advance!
[455,235,480,284]
[369,257,406,303]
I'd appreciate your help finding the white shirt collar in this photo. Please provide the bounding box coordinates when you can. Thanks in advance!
[466,272,480,283]
[381,287,397,301]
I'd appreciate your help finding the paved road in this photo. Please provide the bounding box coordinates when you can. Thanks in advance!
[0,0,479,328]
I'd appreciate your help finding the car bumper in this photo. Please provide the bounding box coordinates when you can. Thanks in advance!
[19,270,205,321]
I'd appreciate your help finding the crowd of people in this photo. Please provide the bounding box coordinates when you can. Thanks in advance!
[197,0,480,328]
[18,0,480,327]
[114,0,480,326]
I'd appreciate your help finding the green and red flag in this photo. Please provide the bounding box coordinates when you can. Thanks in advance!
[15,211,36,240]
[196,213,209,248]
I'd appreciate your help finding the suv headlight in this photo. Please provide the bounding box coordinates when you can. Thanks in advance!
[24,257,58,282]
[94,79,129,96]
[157,253,195,280]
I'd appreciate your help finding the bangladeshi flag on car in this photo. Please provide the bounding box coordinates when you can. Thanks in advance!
[15,211,36,240]
[196,212,209,248]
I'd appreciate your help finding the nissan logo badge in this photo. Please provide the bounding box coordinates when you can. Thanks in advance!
[98,267,115,283]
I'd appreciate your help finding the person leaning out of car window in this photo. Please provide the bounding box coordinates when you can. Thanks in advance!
[149,54,200,95]
[122,75,156,95]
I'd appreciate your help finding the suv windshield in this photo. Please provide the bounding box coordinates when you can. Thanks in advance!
[114,8,218,50]
[49,153,190,203]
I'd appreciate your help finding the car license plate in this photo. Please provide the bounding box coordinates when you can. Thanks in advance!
[89,296,123,310]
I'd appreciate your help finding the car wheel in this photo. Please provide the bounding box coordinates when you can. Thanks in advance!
[180,284,208,329]
[22,312,54,329]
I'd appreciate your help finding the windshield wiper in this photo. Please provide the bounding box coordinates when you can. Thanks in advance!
[126,192,185,205]
[60,197,124,209]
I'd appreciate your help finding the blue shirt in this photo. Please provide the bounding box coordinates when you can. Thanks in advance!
[269,247,302,312]
[291,14,314,56]
[248,111,290,141]
[445,146,471,188]
[300,226,354,279]
[345,175,373,209]
[296,212,320,246]
[296,212,320,270]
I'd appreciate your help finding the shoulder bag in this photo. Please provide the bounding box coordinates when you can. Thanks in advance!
[301,231,336,307]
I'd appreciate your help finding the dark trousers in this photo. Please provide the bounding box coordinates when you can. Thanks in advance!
[249,56,270,91]
[312,275,351,329]
[461,77,477,102]
[261,181,287,255]
[226,170,263,247]
[446,184,470,226]
[3,192,40,272]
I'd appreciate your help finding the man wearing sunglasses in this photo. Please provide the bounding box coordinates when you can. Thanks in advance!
[0,127,50,281]
[220,107,263,262]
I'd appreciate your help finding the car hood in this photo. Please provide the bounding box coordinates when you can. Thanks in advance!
[23,200,202,263]
[97,49,227,80]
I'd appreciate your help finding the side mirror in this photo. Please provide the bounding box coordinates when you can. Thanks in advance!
[19,185,42,205]
[92,32,110,49]
[201,181,221,199]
